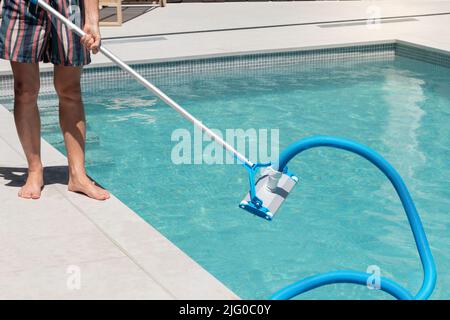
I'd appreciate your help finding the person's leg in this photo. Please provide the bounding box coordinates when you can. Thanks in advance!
[11,61,43,199]
[53,65,109,200]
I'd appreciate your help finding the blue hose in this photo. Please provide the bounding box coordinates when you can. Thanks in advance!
[270,136,436,300]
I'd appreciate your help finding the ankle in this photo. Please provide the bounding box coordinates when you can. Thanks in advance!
[28,164,43,174]
[69,170,88,183]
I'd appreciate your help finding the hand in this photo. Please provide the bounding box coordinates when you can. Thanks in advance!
[81,22,101,54]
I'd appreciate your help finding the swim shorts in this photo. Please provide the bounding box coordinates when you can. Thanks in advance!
[0,0,90,66]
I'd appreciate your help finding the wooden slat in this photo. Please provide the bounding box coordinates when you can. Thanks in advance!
[99,0,123,26]
[122,0,166,7]
[99,0,166,26]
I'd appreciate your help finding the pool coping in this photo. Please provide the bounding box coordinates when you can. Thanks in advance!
[0,38,449,300]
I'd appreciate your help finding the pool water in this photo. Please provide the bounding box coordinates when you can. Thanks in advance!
[39,55,450,299]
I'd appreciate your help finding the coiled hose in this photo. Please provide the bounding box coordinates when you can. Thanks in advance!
[270,136,436,300]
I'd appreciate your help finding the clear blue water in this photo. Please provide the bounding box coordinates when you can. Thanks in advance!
[32,56,450,299]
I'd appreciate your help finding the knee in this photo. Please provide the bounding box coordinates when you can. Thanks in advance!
[14,81,40,103]
[54,81,82,103]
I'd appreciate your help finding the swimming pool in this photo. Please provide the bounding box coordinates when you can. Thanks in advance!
[3,44,450,299]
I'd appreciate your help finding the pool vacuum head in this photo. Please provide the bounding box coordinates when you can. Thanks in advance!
[240,167,298,220]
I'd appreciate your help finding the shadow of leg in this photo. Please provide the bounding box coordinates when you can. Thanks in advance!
[0,166,69,187]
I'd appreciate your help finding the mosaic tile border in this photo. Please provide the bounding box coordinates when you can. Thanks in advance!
[0,43,395,98]
[396,42,450,69]
[79,43,396,93]
[0,41,448,100]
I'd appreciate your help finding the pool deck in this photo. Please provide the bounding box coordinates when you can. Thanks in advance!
[1,0,450,299]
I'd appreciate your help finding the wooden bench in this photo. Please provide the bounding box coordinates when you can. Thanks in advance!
[99,0,123,26]
[124,0,166,7]
[99,0,166,27]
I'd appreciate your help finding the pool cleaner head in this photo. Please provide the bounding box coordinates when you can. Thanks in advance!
[240,166,298,220]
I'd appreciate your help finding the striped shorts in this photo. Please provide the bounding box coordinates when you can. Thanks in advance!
[0,0,90,66]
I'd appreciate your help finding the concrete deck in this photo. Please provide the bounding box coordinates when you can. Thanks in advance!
[1,1,450,299]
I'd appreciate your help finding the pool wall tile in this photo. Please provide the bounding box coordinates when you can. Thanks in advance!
[396,42,450,69]
[0,42,448,101]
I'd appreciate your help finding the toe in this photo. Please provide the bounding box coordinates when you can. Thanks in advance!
[31,191,41,199]
[20,189,32,199]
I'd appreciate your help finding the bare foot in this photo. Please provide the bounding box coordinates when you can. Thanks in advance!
[18,168,44,200]
[68,175,110,201]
